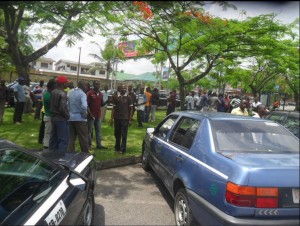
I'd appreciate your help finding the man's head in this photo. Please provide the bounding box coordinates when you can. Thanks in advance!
[240,99,247,111]
[39,80,44,87]
[47,79,56,92]
[56,76,69,89]
[93,80,100,91]
[120,84,127,95]
[257,104,268,117]
[140,87,144,93]
[78,80,87,92]
[254,96,259,103]
[18,76,25,85]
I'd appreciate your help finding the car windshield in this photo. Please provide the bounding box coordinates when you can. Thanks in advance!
[211,120,299,154]
[0,149,64,224]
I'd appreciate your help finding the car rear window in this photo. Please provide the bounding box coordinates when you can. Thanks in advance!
[211,120,299,154]
[0,149,64,224]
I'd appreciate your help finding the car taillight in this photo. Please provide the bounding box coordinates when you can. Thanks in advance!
[226,182,278,208]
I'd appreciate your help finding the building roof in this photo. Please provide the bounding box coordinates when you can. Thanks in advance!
[37,57,55,63]
[55,59,94,67]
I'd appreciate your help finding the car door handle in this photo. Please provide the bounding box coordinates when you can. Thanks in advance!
[176,155,184,162]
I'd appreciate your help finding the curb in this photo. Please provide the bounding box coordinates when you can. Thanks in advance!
[95,155,142,171]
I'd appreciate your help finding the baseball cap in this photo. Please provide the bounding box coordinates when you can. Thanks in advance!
[56,76,68,84]
[18,76,25,81]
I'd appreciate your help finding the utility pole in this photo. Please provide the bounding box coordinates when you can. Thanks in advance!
[76,47,82,85]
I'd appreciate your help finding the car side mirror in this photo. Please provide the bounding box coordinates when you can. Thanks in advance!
[68,170,88,191]
[147,128,155,134]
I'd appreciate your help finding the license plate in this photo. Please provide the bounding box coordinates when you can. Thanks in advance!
[292,189,299,204]
[45,200,67,226]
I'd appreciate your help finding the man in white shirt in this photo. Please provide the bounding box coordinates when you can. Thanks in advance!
[251,96,262,113]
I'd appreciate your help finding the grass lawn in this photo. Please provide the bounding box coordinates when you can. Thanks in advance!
[0,107,168,161]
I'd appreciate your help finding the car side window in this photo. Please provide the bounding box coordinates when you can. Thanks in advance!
[0,149,65,224]
[170,117,200,150]
[155,115,178,139]
[284,117,299,138]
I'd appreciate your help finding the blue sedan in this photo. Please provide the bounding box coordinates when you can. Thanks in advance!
[142,111,299,226]
[0,139,96,225]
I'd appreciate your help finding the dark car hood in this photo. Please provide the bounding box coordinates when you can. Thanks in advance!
[221,152,299,168]
[38,150,92,171]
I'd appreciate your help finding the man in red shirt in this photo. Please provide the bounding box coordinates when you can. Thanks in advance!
[87,80,107,149]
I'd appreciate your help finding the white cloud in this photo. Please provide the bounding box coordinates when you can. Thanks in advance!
[39,1,299,75]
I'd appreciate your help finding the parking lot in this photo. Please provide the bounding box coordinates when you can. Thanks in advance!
[93,164,175,225]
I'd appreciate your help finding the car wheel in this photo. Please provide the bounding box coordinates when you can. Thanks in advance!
[142,145,150,171]
[82,192,94,226]
[174,188,194,226]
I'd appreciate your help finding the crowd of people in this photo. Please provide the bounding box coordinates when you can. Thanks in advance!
[0,76,277,154]
[183,89,270,118]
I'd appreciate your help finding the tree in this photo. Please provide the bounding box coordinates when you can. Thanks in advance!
[88,38,124,87]
[0,1,111,80]
[107,1,295,109]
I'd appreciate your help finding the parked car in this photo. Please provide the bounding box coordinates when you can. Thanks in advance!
[6,81,44,107]
[264,110,299,138]
[142,111,299,226]
[0,139,96,225]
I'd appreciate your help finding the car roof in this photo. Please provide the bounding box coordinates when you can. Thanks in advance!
[171,111,269,121]
[268,110,299,116]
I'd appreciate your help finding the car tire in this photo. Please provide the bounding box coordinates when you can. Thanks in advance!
[82,191,94,226]
[174,188,195,226]
[142,145,151,171]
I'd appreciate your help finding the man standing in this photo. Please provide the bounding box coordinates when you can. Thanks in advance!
[144,87,152,122]
[135,87,147,128]
[42,79,56,149]
[231,99,249,116]
[111,84,133,154]
[13,76,25,125]
[33,80,45,119]
[67,80,89,153]
[101,84,109,122]
[0,79,7,124]
[128,85,136,121]
[49,76,69,152]
[87,80,107,150]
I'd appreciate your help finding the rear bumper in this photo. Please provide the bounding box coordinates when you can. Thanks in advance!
[187,189,299,226]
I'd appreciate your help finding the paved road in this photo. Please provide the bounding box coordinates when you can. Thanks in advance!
[93,164,175,225]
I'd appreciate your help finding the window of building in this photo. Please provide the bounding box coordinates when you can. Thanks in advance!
[99,70,106,75]
[70,66,77,71]
[41,62,48,68]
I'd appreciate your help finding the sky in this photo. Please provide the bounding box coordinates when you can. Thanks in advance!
[38,1,299,75]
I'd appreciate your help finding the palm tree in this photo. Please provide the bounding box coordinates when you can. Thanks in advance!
[88,38,124,87]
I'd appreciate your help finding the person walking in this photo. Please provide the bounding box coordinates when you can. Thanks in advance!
[0,79,7,124]
[13,76,25,125]
[150,87,159,122]
[110,84,133,154]
[49,76,69,152]
[67,80,89,153]
[42,79,56,149]
[135,87,147,128]
[87,80,107,150]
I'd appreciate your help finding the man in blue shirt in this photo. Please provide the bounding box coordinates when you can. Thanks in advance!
[67,80,89,153]
[13,76,25,124]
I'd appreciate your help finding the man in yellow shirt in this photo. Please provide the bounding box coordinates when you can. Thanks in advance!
[231,99,249,116]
